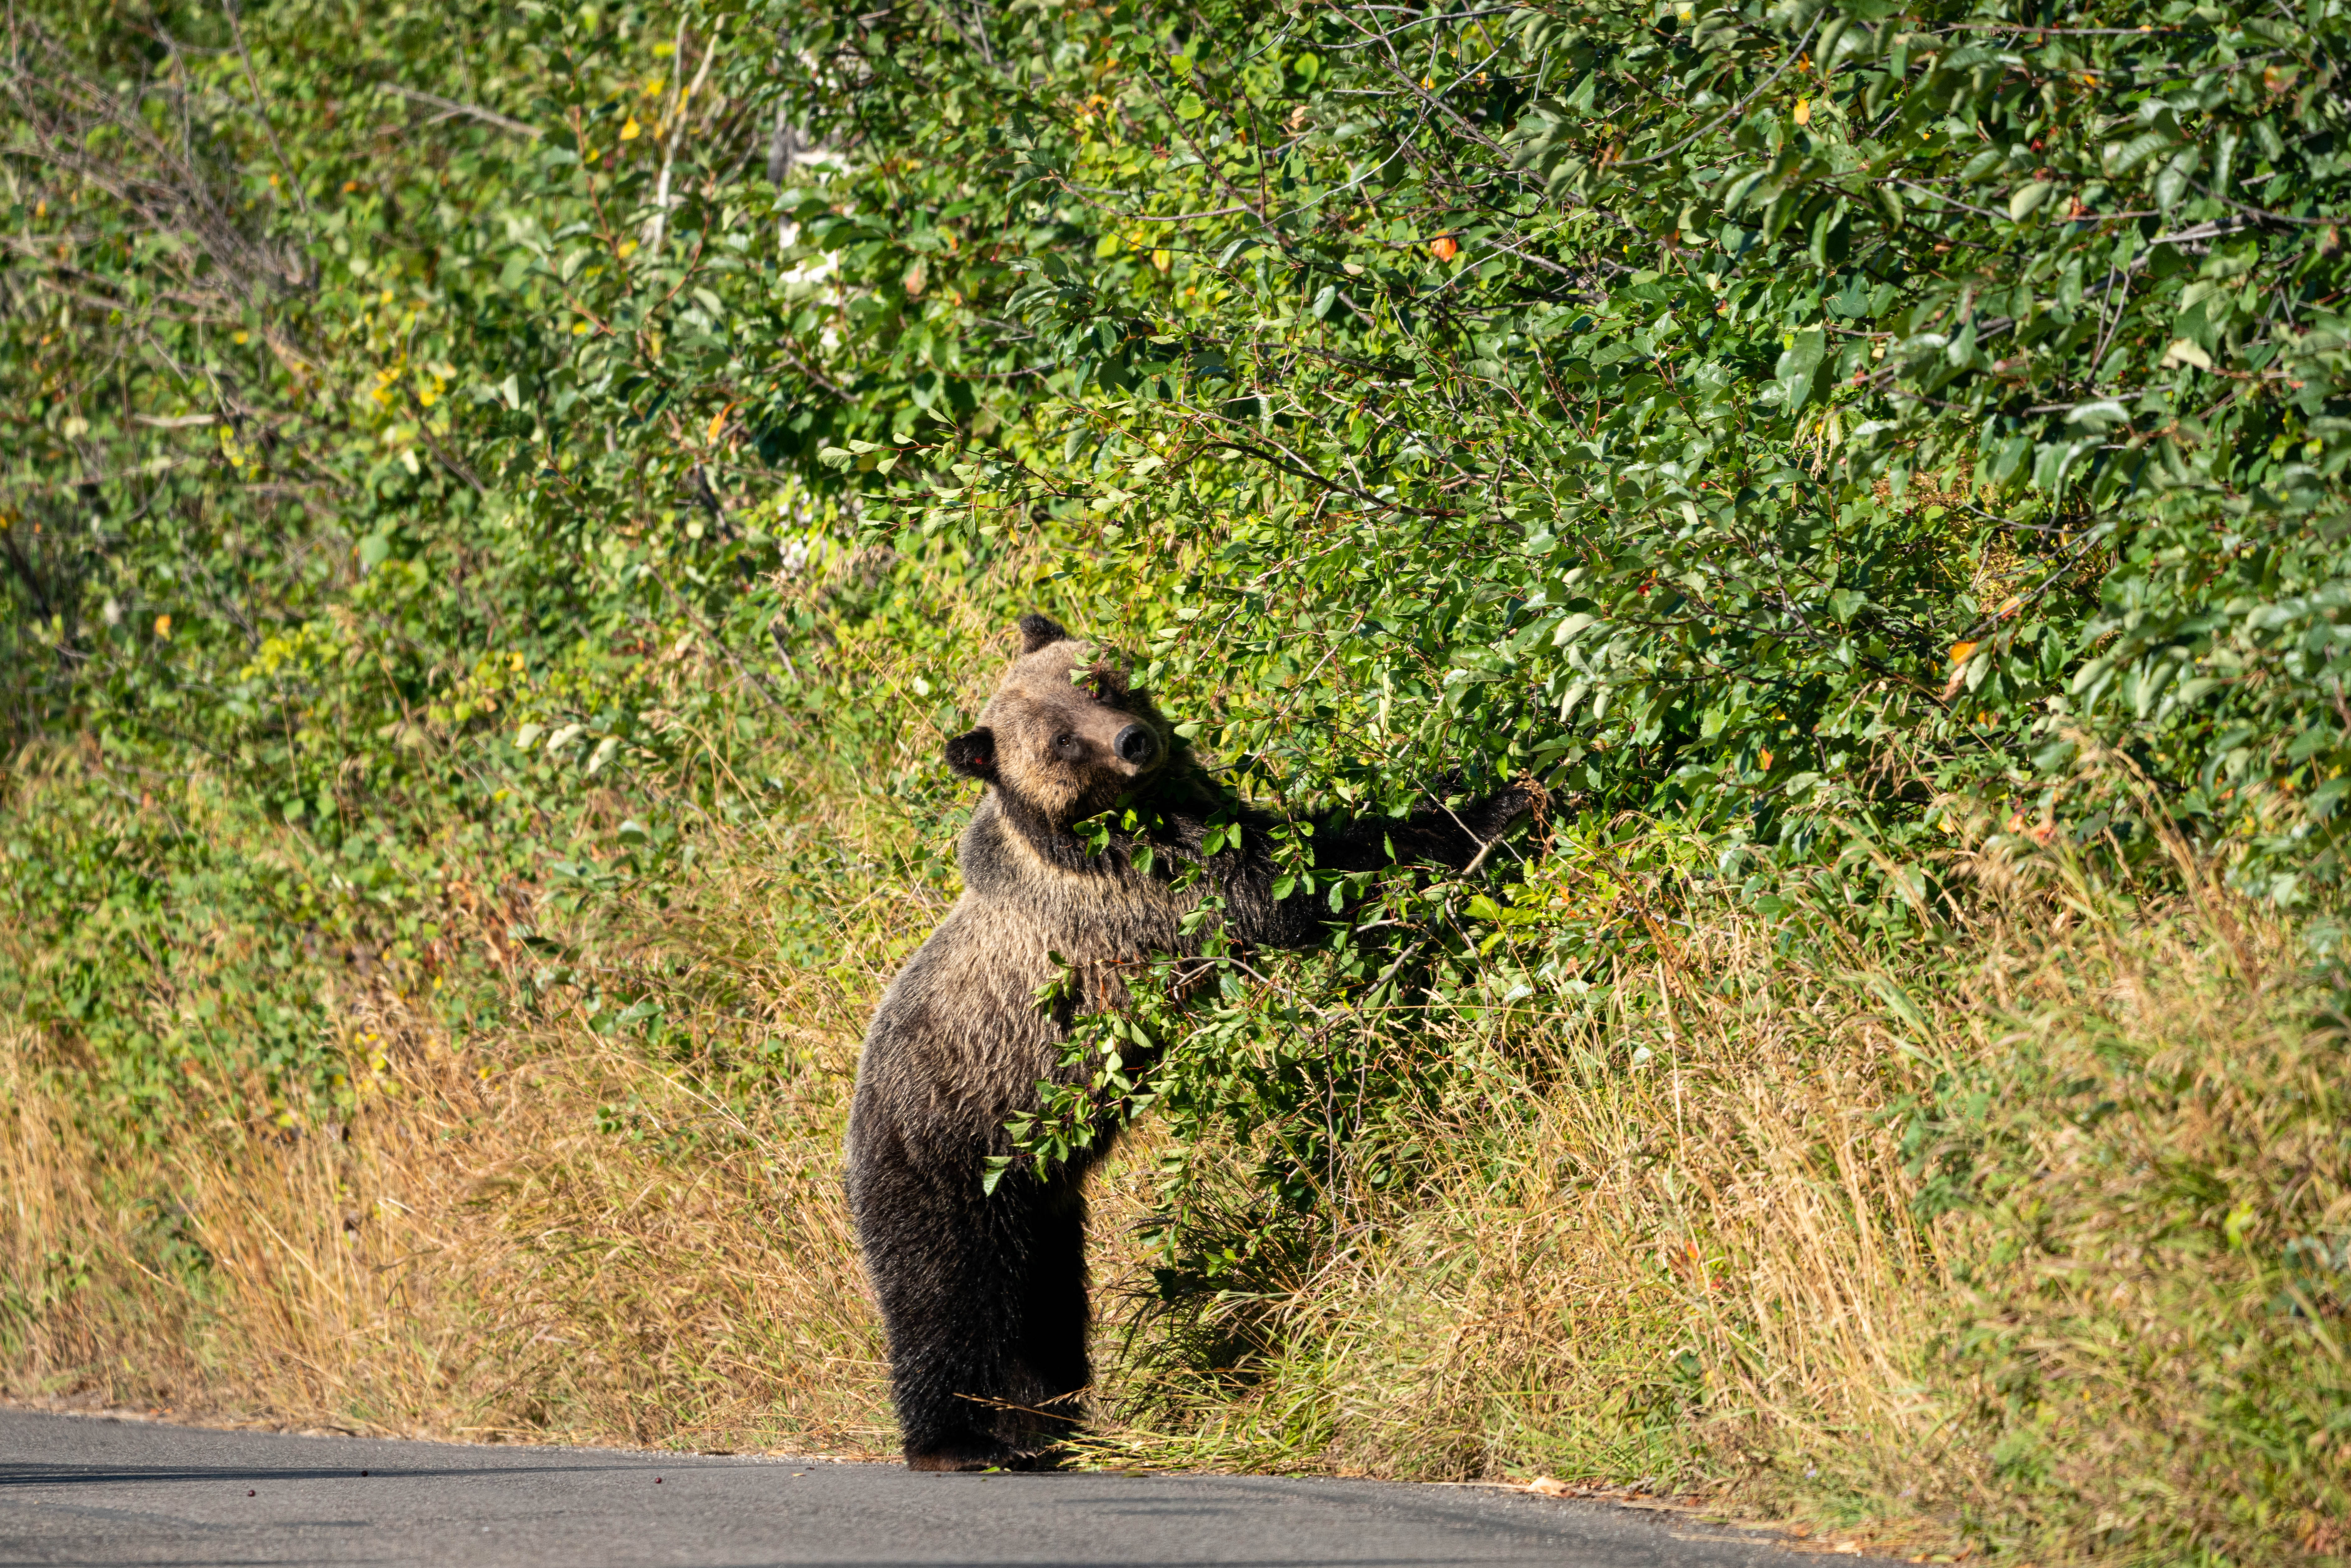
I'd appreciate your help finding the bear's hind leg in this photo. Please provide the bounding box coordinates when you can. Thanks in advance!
[852,1123,1103,1471]
[849,1143,1019,1469]
[1003,1179,1090,1455]
[914,1175,1088,1468]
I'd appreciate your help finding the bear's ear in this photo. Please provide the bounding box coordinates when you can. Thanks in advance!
[944,726,997,780]
[1017,613,1068,654]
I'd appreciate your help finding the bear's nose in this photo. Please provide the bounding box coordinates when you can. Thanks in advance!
[1114,724,1159,767]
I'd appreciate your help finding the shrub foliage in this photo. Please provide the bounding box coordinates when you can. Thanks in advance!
[4,0,2349,1558]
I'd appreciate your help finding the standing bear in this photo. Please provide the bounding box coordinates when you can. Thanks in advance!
[845,614,1537,1471]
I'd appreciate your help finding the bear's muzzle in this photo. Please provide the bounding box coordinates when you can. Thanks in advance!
[1114,724,1159,768]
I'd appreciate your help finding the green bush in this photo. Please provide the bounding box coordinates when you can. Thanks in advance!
[5,0,2350,1558]
[724,0,2351,1261]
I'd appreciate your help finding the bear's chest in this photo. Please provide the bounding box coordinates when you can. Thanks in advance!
[957,798,1197,962]
[992,865,1189,959]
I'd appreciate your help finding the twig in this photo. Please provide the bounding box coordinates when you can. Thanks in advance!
[647,30,719,254]
[386,85,540,138]
[1614,16,1821,169]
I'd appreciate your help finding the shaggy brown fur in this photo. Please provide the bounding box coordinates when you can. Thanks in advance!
[845,614,1536,1472]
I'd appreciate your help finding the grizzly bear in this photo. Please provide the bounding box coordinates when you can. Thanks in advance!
[845,614,1537,1472]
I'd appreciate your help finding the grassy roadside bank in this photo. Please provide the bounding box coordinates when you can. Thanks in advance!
[0,562,1012,1456]
[0,654,903,1454]
[6,641,2344,1561]
[1093,846,2350,1565]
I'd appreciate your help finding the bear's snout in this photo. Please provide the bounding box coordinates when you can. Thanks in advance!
[1114,724,1159,768]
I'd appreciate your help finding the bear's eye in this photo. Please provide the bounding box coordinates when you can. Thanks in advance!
[1052,732,1084,762]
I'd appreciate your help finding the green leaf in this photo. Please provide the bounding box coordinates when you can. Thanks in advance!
[980,1155,1014,1196]
[2155,147,2200,211]
[2106,131,2173,174]
[1775,328,1826,413]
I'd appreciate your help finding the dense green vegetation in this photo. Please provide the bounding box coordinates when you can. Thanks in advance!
[6,0,2350,1560]
[735,0,2351,1195]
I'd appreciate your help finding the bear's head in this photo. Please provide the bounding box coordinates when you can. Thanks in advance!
[945,614,1174,826]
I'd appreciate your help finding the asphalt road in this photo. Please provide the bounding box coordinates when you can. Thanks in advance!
[0,1407,1881,1567]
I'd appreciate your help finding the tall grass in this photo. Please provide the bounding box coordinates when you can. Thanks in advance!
[3,619,2346,1562]
[0,578,980,1450]
[0,750,899,1450]
[1095,831,2351,1562]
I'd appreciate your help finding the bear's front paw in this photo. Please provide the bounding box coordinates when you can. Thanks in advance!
[1477,777,1547,839]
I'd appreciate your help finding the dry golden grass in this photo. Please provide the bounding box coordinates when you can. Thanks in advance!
[1086,879,1958,1488]
[1085,834,2349,1562]
[0,842,897,1449]
[0,572,988,1450]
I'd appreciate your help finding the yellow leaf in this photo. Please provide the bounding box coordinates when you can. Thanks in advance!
[1792,97,1811,126]
[1949,641,1977,666]
[707,406,731,441]
[1430,234,1459,262]
[1759,746,1774,770]
[620,117,642,140]
[2162,338,2213,372]
[154,614,171,639]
